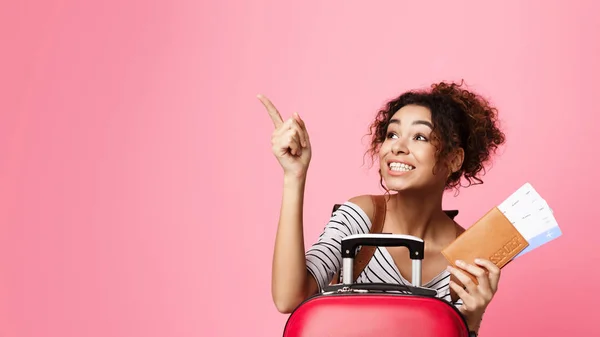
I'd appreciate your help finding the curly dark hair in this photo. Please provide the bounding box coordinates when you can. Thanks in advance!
[366,80,506,191]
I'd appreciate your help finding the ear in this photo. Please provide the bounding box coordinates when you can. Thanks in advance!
[448,148,464,174]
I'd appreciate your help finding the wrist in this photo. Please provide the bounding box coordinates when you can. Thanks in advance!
[284,171,308,183]
[468,327,480,336]
[466,313,483,335]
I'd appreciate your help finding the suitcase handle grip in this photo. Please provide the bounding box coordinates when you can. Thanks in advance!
[340,234,424,286]
[341,233,424,259]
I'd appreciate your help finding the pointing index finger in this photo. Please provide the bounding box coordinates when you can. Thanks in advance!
[257,94,284,128]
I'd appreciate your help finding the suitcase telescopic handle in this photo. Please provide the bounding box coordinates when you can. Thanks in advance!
[340,234,424,287]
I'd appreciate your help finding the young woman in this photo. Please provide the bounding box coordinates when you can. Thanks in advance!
[258,80,506,334]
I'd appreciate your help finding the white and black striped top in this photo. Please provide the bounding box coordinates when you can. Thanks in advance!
[306,201,462,306]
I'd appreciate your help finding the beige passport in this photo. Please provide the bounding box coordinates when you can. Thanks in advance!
[441,207,529,285]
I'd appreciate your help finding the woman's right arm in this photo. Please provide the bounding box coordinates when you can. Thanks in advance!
[271,174,319,313]
[257,95,318,313]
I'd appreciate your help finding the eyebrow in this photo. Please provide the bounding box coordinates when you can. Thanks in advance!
[389,118,433,129]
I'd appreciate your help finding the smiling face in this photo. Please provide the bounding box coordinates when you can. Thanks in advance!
[367,81,504,194]
[379,104,454,193]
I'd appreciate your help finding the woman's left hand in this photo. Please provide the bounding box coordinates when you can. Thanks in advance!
[447,258,501,332]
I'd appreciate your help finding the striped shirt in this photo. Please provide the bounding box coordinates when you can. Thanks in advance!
[306,201,462,306]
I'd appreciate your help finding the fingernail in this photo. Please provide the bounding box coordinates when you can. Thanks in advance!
[455,260,465,266]
[474,259,482,264]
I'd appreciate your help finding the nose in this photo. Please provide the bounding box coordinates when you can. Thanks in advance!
[391,137,409,155]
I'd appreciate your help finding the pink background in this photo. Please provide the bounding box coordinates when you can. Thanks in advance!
[1,0,598,336]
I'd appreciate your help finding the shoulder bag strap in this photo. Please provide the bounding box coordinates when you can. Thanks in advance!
[349,194,387,282]
[329,195,387,285]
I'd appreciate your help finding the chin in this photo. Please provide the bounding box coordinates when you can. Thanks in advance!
[384,183,418,193]
[384,182,441,195]
[382,177,416,192]
[381,173,441,194]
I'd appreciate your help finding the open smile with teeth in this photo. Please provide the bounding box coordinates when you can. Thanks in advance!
[389,162,415,172]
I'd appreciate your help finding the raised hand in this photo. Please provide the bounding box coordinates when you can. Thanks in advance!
[257,94,312,178]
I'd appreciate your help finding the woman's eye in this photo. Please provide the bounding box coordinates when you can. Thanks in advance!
[414,134,428,141]
[387,132,398,139]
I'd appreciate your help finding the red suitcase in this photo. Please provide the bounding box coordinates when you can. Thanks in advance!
[283,234,472,337]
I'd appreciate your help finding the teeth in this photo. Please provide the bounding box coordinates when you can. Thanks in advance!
[389,162,415,172]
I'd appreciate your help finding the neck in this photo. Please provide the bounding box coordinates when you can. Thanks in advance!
[387,188,447,240]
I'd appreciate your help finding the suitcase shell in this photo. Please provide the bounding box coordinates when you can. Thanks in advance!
[282,234,472,337]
